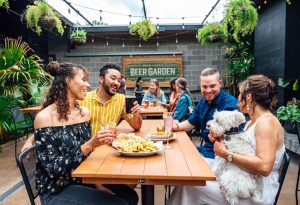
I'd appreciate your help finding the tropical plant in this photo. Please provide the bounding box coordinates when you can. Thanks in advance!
[197,23,224,45]
[0,0,9,9]
[278,78,299,92]
[28,79,50,105]
[129,19,157,41]
[71,29,87,45]
[24,1,64,36]
[0,37,51,101]
[277,103,300,124]
[223,0,258,42]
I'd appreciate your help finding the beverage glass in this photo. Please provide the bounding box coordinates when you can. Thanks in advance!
[152,99,157,107]
[101,122,117,135]
[144,100,149,108]
[125,96,136,113]
[164,112,174,149]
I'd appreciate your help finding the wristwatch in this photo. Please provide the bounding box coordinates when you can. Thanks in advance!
[226,152,233,162]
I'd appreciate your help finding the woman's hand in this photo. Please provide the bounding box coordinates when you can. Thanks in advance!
[214,140,229,158]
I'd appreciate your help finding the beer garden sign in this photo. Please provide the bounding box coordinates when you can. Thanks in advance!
[123,55,183,87]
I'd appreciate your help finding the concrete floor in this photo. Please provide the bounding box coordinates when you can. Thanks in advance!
[0,134,299,205]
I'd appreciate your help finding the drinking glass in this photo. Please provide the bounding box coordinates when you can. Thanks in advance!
[125,96,136,113]
[144,100,149,108]
[164,112,173,149]
[152,99,157,107]
[101,122,117,135]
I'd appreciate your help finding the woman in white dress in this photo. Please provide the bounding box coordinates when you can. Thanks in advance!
[167,75,285,205]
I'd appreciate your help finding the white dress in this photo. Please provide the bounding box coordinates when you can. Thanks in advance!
[167,114,285,205]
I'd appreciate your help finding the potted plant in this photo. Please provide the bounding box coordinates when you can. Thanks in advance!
[0,0,9,9]
[24,1,64,36]
[71,29,87,45]
[276,103,300,134]
[129,19,157,41]
[197,23,224,45]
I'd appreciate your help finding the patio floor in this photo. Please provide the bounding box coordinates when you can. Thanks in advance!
[0,134,299,205]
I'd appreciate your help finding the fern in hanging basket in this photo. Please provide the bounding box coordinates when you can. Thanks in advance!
[223,0,258,42]
[71,29,87,45]
[24,1,64,36]
[129,19,157,41]
[0,0,9,9]
[197,23,224,45]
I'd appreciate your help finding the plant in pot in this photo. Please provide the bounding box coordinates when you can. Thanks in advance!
[71,29,87,45]
[197,23,224,45]
[129,19,157,41]
[24,1,64,36]
[276,103,300,134]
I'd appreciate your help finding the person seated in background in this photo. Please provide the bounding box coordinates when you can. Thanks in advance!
[142,79,167,104]
[133,77,144,104]
[173,78,194,121]
[117,75,126,94]
[168,75,285,205]
[34,61,138,205]
[161,77,180,112]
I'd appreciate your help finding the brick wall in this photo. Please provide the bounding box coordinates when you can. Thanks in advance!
[48,37,227,101]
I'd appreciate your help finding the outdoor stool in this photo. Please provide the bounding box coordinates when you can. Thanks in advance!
[17,145,38,205]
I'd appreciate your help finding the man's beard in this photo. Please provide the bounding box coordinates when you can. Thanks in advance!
[103,81,117,96]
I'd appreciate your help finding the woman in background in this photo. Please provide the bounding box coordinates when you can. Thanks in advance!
[134,77,144,104]
[161,77,180,112]
[173,78,194,121]
[142,79,167,104]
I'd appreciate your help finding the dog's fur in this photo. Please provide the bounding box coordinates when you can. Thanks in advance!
[207,110,262,205]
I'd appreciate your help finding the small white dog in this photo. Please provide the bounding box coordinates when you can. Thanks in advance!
[207,110,262,205]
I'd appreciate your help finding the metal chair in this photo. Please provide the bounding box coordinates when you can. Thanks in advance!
[274,151,290,205]
[10,107,34,158]
[295,122,300,205]
[16,145,38,205]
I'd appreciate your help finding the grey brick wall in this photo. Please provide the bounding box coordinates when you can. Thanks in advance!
[48,37,227,101]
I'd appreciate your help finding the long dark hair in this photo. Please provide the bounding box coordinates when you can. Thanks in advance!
[176,77,194,107]
[135,77,143,87]
[43,61,89,121]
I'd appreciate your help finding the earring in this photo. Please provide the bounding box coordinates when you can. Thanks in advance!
[246,104,250,110]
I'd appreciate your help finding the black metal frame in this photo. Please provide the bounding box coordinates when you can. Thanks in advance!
[16,145,37,205]
[274,151,290,205]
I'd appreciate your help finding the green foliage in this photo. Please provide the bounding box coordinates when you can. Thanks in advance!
[71,29,87,39]
[0,37,51,100]
[223,0,258,42]
[197,23,224,45]
[278,78,300,92]
[0,0,9,9]
[129,19,157,41]
[28,79,50,105]
[277,104,300,123]
[24,1,64,36]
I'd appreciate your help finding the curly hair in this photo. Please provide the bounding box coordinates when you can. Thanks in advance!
[239,75,278,112]
[43,61,89,121]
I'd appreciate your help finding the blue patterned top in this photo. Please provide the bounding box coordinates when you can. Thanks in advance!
[142,90,167,103]
[173,92,193,121]
[35,121,91,196]
[188,89,238,159]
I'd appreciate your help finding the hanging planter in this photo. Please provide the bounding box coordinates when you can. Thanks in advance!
[24,1,64,36]
[197,23,224,45]
[71,29,87,45]
[129,19,157,41]
[0,0,9,9]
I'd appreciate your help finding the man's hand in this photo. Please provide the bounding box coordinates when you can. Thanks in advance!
[131,101,141,115]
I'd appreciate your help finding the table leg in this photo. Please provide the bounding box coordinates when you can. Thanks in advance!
[141,185,154,205]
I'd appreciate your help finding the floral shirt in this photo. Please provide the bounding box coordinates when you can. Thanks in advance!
[35,121,91,196]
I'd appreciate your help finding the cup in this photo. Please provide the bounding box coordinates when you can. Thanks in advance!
[164,112,174,132]
[144,100,149,108]
[152,99,157,107]
[101,122,117,135]
[125,95,136,113]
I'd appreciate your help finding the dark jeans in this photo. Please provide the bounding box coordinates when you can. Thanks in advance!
[41,184,138,205]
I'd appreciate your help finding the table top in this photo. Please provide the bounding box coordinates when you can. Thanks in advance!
[20,106,42,113]
[139,106,166,117]
[72,119,216,186]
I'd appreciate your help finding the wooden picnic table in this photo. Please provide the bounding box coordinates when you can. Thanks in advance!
[72,119,216,205]
[139,106,166,117]
[20,105,42,113]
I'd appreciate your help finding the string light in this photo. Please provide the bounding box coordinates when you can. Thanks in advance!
[129,15,132,26]
[106,37,109,46]
[182,17,185,29]
[91,37,95,43]
[139,41,142,47]
[156,37,159,46]
[156,17,159,30]
[99,10,102,23]
[68,8,71,14]
[264,0,267,4]
[175,34,178,43]
[122,39,125,47]
[258,5,261,9]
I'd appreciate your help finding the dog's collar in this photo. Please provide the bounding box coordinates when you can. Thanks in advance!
[224,127,244,140]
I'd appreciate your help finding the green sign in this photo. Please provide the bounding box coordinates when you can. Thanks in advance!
[126,62,180,81]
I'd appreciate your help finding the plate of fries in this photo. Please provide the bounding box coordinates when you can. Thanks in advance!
[113,135,164,156]
[146,132,177,142]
